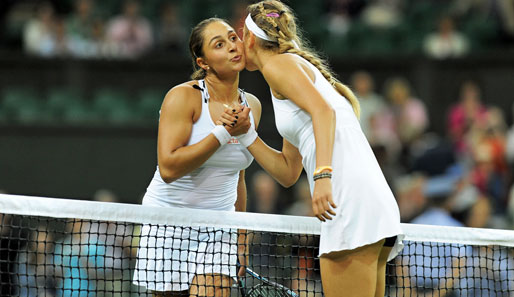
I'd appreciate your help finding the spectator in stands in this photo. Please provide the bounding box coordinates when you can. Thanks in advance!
[1,213,26,296]
[154,2,186,54]
[468,132,508,215]
[507,102,514,171]
[285,175,314,217]
[383,77,428,147]
[22,2,58,57]
[249,170,280,214]
[65,0,97,56]
[350,70,386,138]
[105,0,153,58]
[450,180,514,296]
[393,173,426,223]
[14,226,56,297]
[325,0,354,37]
[53,220,107,297]
[396,169,468,296]
[360,0,403,29]
[508,185,514,227]
[447,80,488,154]
[91,189,134,293]
[52,17,72,57]
[423,15,469,59]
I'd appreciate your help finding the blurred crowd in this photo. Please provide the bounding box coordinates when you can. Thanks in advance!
[1,0,513,59]
[1,0,514,296]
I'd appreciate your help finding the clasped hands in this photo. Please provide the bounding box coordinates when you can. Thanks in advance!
[216,104,252,137]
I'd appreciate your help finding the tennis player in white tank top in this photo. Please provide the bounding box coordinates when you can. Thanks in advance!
[133,19,261,297]
[219,2,405,297]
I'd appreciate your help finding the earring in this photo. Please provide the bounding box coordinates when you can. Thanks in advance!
[206,66,210,71]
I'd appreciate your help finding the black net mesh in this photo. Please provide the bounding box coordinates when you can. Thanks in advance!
[1,208,513,296]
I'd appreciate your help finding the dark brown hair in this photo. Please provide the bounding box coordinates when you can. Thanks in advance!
[247,1,360,118]
[189,17,228,80]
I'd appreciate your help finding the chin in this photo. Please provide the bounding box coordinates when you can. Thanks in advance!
[245,64,258,72]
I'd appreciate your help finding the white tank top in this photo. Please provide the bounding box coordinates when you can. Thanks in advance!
[142,80,255,211]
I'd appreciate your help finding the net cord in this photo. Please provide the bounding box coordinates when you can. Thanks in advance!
[1,194,514,247]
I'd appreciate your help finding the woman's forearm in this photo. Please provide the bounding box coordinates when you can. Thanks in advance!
[311,107,335,172]
[247,138,303,188]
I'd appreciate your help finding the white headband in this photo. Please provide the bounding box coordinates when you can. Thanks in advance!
[244,13,300,49]
[245,13,277,42]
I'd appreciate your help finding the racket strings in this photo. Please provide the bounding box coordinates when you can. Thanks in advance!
[247,283,292,297]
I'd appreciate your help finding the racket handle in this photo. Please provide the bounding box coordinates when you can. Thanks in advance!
[238,279,246,297]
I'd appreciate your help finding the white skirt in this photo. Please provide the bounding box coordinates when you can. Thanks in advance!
[133,224,238,292]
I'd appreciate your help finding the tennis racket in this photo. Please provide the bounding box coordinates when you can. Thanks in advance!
[238,266,298,297]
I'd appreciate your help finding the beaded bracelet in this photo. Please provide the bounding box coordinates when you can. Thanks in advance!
[313,172,332,181]
[313,166,333,176]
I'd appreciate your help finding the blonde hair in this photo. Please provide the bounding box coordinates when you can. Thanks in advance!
[247,1,360,118]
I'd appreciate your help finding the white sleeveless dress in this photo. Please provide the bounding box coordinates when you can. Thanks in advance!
[133,80,255,292]
[271,55,404,260]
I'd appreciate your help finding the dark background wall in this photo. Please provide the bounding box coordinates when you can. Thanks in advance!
[1,53,513,203]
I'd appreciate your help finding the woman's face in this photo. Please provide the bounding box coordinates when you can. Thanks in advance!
[201,21,245,77]
[242,26,258,71]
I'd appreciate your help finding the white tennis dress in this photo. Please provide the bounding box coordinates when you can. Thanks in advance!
[271,55,404,260]
[133,80,254,292]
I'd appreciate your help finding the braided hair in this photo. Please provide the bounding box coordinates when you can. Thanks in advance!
[247,1,360,118]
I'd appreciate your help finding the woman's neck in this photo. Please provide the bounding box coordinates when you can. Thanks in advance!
[204,74,240,104]
[253,48,278,72]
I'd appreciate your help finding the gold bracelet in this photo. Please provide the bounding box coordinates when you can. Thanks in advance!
[313,166,333,176]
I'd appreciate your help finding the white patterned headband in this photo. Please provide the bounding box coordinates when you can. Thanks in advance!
[244,13,300,49]
[245,13,277,42]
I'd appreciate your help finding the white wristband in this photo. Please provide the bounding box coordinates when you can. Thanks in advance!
[211,125,231,146]
[237,125,258,147]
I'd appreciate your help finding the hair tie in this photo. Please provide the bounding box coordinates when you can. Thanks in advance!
[266,12,280,18]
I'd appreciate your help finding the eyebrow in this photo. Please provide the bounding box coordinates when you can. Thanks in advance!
[208,30,236,45]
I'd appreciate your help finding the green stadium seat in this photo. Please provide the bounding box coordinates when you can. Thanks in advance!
[462,16,499,52]
[46,87,86,121]
[92,88,135,124]
[136,89,164,123]
[1,87,47,124]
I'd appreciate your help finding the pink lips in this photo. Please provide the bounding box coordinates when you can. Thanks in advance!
[231,55,242,62]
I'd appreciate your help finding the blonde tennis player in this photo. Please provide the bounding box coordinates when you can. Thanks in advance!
[133,18,261,297]
[217,1,404,296]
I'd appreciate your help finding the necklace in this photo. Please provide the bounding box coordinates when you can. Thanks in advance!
[205,80,241,107]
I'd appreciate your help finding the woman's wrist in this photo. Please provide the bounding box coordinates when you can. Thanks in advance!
[211,125,231,146]
[313,166,333,176]
[237,125,258,147]
[313,172,332,181]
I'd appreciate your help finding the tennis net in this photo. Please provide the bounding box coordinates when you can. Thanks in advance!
[0,193,513,296]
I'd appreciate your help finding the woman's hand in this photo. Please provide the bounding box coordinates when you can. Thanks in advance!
[216,105,252,136]
[312,178,337,221]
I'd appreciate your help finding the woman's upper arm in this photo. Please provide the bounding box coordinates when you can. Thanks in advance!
[157,86,198,163]
[245,93,262,129]
[262,55,332,115]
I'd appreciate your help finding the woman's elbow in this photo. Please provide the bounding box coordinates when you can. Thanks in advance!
[278,175,299,188]
[159,167,178,184]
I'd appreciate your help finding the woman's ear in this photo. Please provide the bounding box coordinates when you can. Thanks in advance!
[196,57,209,71]
[247,31,256,49]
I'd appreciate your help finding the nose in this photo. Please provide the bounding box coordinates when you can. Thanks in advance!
[229,38,241,53]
